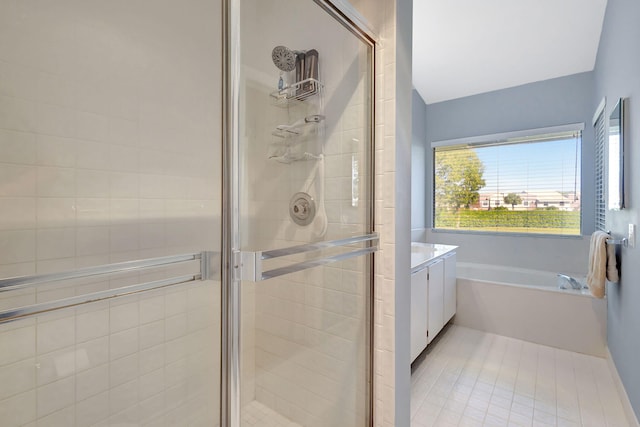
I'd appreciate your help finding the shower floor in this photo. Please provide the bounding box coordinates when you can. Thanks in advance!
[242,400,302,427]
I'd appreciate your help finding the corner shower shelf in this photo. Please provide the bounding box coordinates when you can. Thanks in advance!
[270,78,323,107]
[269,151,322,164]
[271,114,325,139]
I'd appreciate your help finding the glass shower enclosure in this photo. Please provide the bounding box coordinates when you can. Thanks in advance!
[0,0,375,426]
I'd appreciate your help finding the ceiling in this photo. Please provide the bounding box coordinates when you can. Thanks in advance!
[412,0,608,104]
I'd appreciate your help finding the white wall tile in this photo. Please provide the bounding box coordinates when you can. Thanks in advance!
[76,364,108,401]
[0,390,36,427]
[75,390,109,427]
[36,104,75,138]
[76,307,109,343]
[36,376,74,418]
[37,72,75,108]
[36,228,75,260]
[37,166,75,197]
[0,164,37,197]
[37,317,75,354]
[109,172,139,198]
[0,95,37,132]
[75,198,109,226]
[0,129,37,164]
[109,145,138,173]
[76,170,109,198]
[0,61,39,100]
[109,379,138,415]
[0,325,35,366]
[0,358,36,400]
[110,301,139,333]
[76,226,109,256]
[109,224,139,253]
[36,348,75,386]
[76,140,109,170]
[36,198,75,229]
[76,112,108,142]
[139,294,165,324]
[36,405,75,427]
[109,328,139,361]
[77,337,109,371]
[0,197,36,230]
[110,353,138,387]
[109,118,138,146]
[36,135,76,168]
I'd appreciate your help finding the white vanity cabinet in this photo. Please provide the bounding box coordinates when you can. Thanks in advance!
[427,259,445,344]
[443,252,457,323]
[410,243,457,362]
[410,266,429,361]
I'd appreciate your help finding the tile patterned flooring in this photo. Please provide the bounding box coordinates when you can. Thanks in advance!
[411,325,630,427]
[241,400,302,427]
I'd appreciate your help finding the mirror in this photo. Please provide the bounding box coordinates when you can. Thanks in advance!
[608,98,625,210]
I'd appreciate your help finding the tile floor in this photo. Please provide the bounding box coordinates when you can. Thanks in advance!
[241,400,302,427]
[411,325,630,427]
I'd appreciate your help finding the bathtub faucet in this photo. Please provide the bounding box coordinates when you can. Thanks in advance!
[557,273,583,290]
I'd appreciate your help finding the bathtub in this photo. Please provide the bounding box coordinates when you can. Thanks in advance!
[455,262,607,356]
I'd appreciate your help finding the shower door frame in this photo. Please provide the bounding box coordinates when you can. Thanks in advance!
[222,0,378,425]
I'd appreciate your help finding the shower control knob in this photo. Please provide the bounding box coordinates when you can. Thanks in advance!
[289,192,316,226]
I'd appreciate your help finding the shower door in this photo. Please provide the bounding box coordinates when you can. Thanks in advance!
[0,1,223,426]
[230,1,376,426]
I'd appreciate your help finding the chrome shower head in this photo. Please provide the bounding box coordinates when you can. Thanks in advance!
[272,45,296,72]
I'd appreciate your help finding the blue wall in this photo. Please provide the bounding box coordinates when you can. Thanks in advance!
[594,0,640,419]
[424,71,596,235]
[412,89,427,230]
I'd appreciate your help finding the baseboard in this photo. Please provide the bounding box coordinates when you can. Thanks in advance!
[606,347,640,427]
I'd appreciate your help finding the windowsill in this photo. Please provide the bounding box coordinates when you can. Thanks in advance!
[430,228,586,240]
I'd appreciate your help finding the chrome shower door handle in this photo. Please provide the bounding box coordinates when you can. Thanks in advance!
[237,233,378,282]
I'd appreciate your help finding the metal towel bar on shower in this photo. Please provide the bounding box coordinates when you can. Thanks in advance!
[0,251,218,324]
[237,233,378,281]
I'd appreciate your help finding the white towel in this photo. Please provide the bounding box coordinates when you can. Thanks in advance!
[606,237,620,283]
[587,231,619,298]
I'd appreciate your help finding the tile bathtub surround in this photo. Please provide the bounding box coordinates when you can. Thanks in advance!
[411,325,630,427]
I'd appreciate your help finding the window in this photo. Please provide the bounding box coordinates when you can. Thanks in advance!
[593,99,606,231]
[433,125,582,235]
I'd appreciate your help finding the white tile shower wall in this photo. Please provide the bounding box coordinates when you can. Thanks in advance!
[240,1,373,425]
[0,0,222,425]
[0,283,220,427]
[325,1,402,426]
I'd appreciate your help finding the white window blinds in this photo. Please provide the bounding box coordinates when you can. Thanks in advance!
[433,126,582,236]
[594,102,606,231]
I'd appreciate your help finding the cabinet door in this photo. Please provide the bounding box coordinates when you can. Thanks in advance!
[443,252,457,322]
[411,267,428,361]
[427,259,445,343]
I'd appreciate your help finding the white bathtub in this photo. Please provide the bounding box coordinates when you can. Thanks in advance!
[455,262,607,356]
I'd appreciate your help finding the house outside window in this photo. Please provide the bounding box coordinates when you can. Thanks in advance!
[433,125,582,235]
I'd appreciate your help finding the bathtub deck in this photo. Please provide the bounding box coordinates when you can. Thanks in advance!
[411,325,630,427]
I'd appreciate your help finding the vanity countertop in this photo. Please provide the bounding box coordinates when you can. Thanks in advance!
[411,242,458,274]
